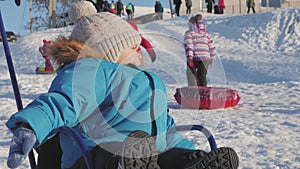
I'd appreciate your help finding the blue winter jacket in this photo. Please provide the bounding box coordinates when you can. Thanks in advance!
[6,58,195,168]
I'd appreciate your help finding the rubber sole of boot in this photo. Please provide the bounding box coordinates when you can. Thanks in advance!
[119,130,160,169]
[184,147,239,169]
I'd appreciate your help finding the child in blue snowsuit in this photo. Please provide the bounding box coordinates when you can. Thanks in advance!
[6,2,238,169]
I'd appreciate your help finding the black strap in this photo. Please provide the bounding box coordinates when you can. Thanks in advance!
[127,64,158,136]
[143,71,158,137]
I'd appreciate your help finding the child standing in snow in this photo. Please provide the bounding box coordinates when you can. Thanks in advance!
[154,1,164,20]
[184,14,216,86]
[110,0,117,14]
[37,39,55,72]
[6,2,238,169]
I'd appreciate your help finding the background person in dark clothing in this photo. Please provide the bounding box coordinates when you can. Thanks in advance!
[102,0,110,12]
[185,0,192,14]
[246,0,256,13]
[125,2,135,20]
[96,0,104,11]
[205,0,215,13]
[116,0,124,16]
[173,0,182,16]
[154,1,164,20]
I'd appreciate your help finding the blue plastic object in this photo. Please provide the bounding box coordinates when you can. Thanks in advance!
[176,125,218,151]
[59,127,93,169]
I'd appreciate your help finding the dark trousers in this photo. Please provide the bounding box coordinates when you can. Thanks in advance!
[186,60,212,87]
[175,4,181,16]
[37,136,203,169]
[207,3,213,13]
[126,10,133,20]
[116,10,122,16]
[36,134,62,169]
[72,147,201,169]
[186,6,191,14]
[71,145,120,169]
[247,7,256,13]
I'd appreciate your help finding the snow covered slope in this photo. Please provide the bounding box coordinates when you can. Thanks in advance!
[0,7,299,169]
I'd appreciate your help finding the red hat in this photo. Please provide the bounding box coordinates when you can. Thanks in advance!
[127,20,156,62]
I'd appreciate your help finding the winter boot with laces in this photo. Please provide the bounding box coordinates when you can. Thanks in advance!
[158,148,207,169]
[184,147,239,169]
[118,130,160,169]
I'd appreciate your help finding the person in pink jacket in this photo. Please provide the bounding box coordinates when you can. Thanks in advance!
[38,39,55,72]
[218,0,225,14]
[184,14,216,86]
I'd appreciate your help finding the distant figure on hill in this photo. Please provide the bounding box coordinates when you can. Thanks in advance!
[214,5,221,14]
[125,2,135,20]
[218,0,225,14]
[246,0,256,13]
[173,0,182,16]
[102,0,110,12]
[110,0,117,14]
[185,0,192,14]
[205,0,215,13]
[96,0,104,11]
[38,39,55,72]
[116,0,124,16]
[154,1,164,20]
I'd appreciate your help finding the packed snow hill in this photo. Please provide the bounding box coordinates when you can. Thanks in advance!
[0,7,299,169]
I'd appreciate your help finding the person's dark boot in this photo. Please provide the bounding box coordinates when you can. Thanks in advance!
[183,149,207,164]
[184,147,239,169]
[158,148,207,169]
[118,130,160,169]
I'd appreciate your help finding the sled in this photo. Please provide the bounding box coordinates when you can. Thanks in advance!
[35,67,56,74]
[59,124,218,169]
[174,86,240,110]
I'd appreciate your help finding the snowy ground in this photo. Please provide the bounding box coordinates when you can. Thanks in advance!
[0,7,299,169]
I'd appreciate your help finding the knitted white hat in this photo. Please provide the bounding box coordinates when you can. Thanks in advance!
[69,1,97,23]
[69,1,141,62]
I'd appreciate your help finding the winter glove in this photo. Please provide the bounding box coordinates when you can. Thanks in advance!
[7,125,36,168]
[187,57,194,68]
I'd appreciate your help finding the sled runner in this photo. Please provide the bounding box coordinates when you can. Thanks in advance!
[174,86,240,109]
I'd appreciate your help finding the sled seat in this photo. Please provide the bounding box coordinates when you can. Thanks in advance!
[58,124,217,169]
